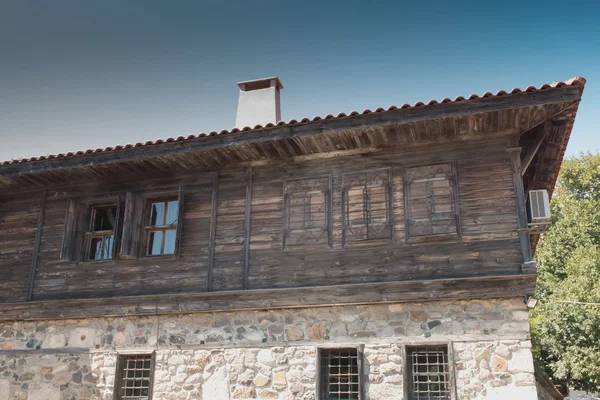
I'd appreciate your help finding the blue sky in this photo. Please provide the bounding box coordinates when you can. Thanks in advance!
[0,0,598,162]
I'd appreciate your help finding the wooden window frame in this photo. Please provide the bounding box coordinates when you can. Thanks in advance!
[61,197,123,263]
[402,343,457,400]
[316,345,365,400]
[85,204,119,262]
[403,162,461,241]
[342,168,394,246]
[113,352,156,400]
[282,175,333,249]
[143,198,180,257]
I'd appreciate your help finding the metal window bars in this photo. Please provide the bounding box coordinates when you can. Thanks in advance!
[320,348,361,400]
[117,354,153,400]
[408,346,450,400]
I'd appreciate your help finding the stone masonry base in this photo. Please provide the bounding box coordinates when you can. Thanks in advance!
[0,297,537,399]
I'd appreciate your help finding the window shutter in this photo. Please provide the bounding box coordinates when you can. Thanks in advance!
[111,196,124,262]
[175,186,185,258]
[60,199,87,261]
[405,164,458,238]
[120,192,144,258]
[342,170,392,245]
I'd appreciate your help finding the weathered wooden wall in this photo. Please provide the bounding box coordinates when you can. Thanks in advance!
[0,135,522,303]
[247,138,520,289]
[32,182,213,300]
[0,196,40,302]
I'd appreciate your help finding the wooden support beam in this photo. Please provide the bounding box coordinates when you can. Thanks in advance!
[207,172,219,292]
[243,166,252,290]
[293,147,382,162]
[0,274,536,322]
[0,87,582,177]
[26,191,46,301]
[521,120,551,176]
[508,146,533,263]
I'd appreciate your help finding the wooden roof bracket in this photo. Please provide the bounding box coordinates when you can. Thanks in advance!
[521,120,551,176]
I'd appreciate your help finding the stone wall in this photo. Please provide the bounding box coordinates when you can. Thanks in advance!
[0,297,537,399]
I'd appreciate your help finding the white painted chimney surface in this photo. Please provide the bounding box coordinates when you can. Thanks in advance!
[235,76,283,128]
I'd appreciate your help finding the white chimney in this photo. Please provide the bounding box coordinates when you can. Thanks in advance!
[236,76,283,128]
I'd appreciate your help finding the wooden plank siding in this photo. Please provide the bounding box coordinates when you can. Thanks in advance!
[0,134,524,309]
[247,137,520,289]
[0,196,40,302]
[32,182,214,300]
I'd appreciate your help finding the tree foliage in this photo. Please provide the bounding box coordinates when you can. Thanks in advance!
[531,152,600,392]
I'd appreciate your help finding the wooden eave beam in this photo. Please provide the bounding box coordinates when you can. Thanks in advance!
[0,86,582,178]
[0,274,536,322]
[521,120,551,176]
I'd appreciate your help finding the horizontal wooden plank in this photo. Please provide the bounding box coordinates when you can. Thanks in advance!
[0,274,536,322]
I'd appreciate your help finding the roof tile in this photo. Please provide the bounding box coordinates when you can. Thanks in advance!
[1,77,586,166]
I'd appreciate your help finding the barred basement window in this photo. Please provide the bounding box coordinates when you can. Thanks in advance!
[405,164,460,238]
[115,354,154,400]
[407,346,450,400]
[283,177,332,248]
[342,169,393,245]
[319,348,362,400]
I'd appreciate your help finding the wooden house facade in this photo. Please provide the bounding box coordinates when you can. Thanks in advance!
[0,76,586,400]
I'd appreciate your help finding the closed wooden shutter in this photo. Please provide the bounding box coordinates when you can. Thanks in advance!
[405,164,458,238]
[342,170,393,245]
[120,192,145,258]
[60,199,87,261]
[283,177,331,248]
[111,196,124,262]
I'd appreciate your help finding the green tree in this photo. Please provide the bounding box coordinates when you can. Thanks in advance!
[531,152,600,392]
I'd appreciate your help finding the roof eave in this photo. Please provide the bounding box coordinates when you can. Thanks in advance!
[0,83,584,178]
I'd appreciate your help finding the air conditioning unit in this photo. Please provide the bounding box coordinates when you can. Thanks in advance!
[528,189,551,221]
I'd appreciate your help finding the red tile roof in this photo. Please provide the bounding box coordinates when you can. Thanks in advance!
[1,77,586,166]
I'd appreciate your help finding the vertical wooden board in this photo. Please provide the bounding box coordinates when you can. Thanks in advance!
[485,110,499,133]
[471,113,486,134]
[528,105,547,130]
[498,109,515,131]
[454,115,470,136]
[212,168,247,291]
[392,170,405,242]
[207,173,219,291]
[441,117,456,137]
[516,107,530,131]
[27,192,46,301]
[120,192,144,258]
[0,196,40,302]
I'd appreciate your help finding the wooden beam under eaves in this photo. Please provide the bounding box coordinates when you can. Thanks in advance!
[0,85,583,177]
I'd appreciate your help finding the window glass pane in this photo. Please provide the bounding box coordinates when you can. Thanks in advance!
[151,203,165,226]
[104,235,114,259]
[93,206,117,231]
[166,201,179,225]
[148,231,163,255]
[164,230,176,255]
[88,237,103,260]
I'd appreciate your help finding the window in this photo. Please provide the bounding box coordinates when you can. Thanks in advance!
[283,177,331,247]
[145,200,179,256]
[319,348,362,400]
[61,199,121,262]
[115,354,154,400]
[407,346,450,400]
[342,170,393,245]
[405,164,459,238]
[86,205,118,261]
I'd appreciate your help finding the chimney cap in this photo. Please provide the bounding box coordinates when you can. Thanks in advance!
[237,76,283,91]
